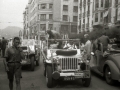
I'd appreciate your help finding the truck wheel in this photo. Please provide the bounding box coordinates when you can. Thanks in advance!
[46,65,56,88]
[30,56,35,71]
[105,66,114,85]
[82,76,91,87]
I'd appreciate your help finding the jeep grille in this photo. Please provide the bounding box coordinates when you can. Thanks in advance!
[60,58,78,70]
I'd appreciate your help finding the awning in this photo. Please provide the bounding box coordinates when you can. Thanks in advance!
[103,10,109,17]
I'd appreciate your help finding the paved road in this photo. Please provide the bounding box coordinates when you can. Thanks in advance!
[0,58,120,90]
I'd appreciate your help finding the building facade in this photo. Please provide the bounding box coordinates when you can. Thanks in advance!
[23,5,29,39]
[93,0,120,29]
[78,0,94,33]
[23,0,79,39]
[54,0,78,34]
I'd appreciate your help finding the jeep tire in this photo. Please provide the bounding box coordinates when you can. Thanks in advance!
[30,56,35,71]
[46,65,56,88]
[82,76,91,87]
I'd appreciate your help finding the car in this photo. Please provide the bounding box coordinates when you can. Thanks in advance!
[42,39,91,88]
[90,43,120,85]
[20,39,40,71]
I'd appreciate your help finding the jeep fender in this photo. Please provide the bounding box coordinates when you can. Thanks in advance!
[104,60,119,80]
[46,60,52,65]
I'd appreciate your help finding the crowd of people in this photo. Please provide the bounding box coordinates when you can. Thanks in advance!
[0,37,13,57]
[81,31,115,62]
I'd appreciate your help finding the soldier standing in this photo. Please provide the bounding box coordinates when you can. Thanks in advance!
[3,37,24,90]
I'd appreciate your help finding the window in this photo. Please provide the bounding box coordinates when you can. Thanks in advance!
[71,25,77,33]
[74,0,78,2]
[40,14,46,20]
[100,12,103,22]
[95,13,98,22]
[95,0,99,8]
[73,16,77,22]
[63,5,68,11]
[41,4,46,9]
[88,18,89,24]
[88,5,90,15]
[63,15,68,21]
[105,0,110,8]
[49,4,53,9]
[40,24,46,31]
[83,19,85,23]
[73,6,78,12]
[101,0,103,7]
[88,0,90,2]
[49,14,53,19]
[48,24,53,30]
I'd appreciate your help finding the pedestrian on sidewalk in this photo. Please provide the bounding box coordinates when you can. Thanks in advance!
[1,37,7,57]
[8,38,13,48]
[3,37,24,90]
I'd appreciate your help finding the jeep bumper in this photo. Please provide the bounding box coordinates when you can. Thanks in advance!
[52,71,90,80]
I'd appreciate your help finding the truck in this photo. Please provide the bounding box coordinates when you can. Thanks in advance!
[20,39,40,71]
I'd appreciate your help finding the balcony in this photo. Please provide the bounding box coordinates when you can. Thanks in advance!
[93,21,103,27]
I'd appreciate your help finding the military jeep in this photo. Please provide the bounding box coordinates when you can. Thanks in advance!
[20,39,40,71]
[43,39,91,88]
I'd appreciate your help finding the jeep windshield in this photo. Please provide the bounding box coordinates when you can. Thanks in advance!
[47,39,80,49]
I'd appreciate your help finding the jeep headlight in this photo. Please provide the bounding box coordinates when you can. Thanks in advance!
[53,57,60,64]
[78,58,83,64]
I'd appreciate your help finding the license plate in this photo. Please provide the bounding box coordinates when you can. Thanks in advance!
[64,77,75,80]
[75,73,84,76]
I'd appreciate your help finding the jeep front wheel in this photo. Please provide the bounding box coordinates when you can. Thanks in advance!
[46,65,56,88]
[82,76,91,87]
[30,56,35,71]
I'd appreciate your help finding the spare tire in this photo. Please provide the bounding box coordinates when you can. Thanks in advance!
[56,50,77,56]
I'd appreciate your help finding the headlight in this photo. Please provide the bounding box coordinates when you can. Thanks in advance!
[80,63,86,70]
[53,57,60,64]
[78,58,83,64]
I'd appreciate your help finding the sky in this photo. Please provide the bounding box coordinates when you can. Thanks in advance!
[0,0,28,29]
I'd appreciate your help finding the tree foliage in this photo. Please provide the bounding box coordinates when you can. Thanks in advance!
[68,27,120,42]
